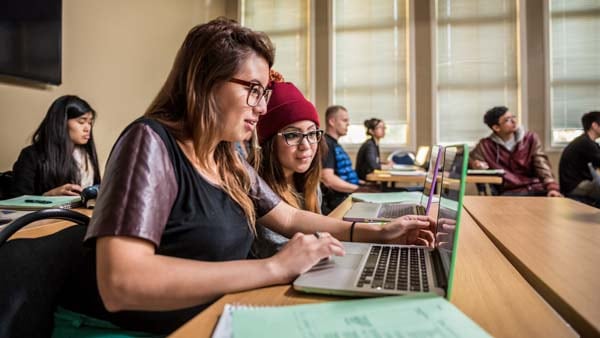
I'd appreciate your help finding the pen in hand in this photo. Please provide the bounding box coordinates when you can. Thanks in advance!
[24,199,53,204]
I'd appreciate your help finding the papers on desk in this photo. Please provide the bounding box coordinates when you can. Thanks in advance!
[351,191,439,204]
[0,195,82,210]
[213,295,491,338]
[389,170,427,176]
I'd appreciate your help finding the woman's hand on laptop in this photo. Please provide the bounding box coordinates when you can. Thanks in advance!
[266,232,345,284]
[380,215,436,247]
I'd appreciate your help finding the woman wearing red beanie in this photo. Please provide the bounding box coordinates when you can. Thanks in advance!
[251,79,326,257]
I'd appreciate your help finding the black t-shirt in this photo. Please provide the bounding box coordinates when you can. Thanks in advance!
[60,118,281,334]
[559,133,600,194]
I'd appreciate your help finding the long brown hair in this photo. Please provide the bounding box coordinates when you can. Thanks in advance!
[256,135,326,213]
[144,17,275,232]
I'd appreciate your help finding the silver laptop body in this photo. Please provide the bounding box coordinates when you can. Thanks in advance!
[294,144,469,299]
[343,146,442,222]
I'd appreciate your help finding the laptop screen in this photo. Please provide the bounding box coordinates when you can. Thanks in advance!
[434,144,468,295]
[414,146,430,167]
[419,145,442,212]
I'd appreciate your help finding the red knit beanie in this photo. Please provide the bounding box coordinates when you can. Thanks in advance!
[257,81,320,145]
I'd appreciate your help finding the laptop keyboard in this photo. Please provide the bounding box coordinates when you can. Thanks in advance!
[356,245,429,292]
[378,204,414,218]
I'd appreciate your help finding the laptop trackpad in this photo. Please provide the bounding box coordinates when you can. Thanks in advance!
[333,253,363,269]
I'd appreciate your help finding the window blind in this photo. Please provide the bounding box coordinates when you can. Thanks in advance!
[333,0,409,146]
[549,0,600,145]
[241,0,311,97]
[435,0,519,144]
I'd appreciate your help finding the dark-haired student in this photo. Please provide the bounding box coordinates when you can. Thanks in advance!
[54,18,436,337]
[470,106,562,197]
[559,110,600,207]
[355,118,392,181]
[11,95,101,197]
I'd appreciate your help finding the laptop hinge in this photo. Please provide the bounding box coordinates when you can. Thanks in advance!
[430,249,447,290]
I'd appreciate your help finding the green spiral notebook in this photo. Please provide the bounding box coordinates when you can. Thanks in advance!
[0,195,82,210]
[213,295,491,338]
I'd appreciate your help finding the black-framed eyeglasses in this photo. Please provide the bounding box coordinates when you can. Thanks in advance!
[229,78,272,107]
[277,129,324,146]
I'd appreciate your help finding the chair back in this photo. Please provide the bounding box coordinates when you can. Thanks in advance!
[588,162,600,184]
[0,209,90,338]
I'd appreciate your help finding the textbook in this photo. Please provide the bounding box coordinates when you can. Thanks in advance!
[219,295,491,338]
[0,195,82,210]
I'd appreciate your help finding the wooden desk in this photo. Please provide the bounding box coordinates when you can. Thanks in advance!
[5,208,92,241]
[366,172,503,185]
[464,196,600,337]
[170,198,575,338]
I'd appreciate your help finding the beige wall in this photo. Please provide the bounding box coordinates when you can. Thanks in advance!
[0,0,226,172]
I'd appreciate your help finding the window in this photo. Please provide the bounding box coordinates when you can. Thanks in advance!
[435,0,519,144]
[333,0,410,147]
[548,0,600,145]
[241,0,312,97]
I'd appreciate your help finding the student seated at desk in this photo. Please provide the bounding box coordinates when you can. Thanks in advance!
[250,75,326,257]
[55,18,436,337]
[355,118,392,181]
[470,106,561,197]
[11,95,101,197]
[559,110,600,207]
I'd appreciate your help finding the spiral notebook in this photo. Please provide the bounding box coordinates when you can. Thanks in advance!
[0,195,82,210]
[212,295,490,338]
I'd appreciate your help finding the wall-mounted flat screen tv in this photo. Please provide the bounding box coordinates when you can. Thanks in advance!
[0,0,62,85]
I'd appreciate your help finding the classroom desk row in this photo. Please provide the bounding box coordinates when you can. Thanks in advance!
[171,198,577,338]
[463,196,600,337]
[6,198,595,337]
[366,171,503,185]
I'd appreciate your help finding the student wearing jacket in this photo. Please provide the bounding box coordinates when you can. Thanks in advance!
[470,106,561,197]
[12,95,101,197]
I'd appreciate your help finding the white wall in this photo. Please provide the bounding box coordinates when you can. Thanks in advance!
[0,0,226,172]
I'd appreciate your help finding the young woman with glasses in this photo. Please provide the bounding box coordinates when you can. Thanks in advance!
[55,18,436,336]
[250,77,327,257]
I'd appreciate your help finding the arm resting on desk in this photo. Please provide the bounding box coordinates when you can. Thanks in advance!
[96,233,344,312]
[258,202,435,246]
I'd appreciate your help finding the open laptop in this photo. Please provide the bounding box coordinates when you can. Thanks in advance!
[294,144,469,298]
[392,146,430,171]
[343,145,443,222]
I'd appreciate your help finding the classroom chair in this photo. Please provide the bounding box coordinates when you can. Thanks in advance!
[0,209,90,338]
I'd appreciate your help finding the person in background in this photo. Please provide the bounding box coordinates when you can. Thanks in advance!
[470,106,561,197]
[355,118,392,181]
[559,110,600,207]
[251,76,326,257]
[320,105,361,214]
[11,95,100,197]
[55,18,436,336]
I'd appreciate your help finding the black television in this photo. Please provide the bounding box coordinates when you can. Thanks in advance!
[0,0,62,85]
